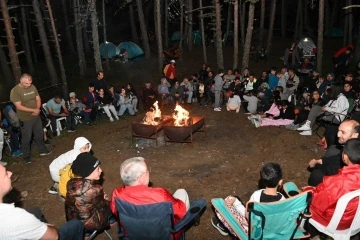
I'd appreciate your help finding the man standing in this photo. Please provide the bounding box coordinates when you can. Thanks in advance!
[214,69,224,112]
[10,74,51,164]
[91,71,107,93]
[163,59,176,85]
[46,95,76,137]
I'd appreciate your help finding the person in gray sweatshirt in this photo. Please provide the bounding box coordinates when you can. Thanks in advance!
[243,91,258,113]
[214,69,225,111]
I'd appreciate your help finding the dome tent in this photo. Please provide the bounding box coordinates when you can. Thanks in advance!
[117,42,144,59]
[296,37,316,56]
[99,42,118,59]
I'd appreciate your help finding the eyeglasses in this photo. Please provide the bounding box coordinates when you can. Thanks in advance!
[137,167,151,179]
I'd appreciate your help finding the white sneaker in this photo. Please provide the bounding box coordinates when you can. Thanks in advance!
[134,109,138,112]
[214,107,221,112]
[0,161,7,166]
[254,120,260,128]
[297,124,311,131]
[115,117,119,121]
[300,130,312,136]
[110,117,114,122]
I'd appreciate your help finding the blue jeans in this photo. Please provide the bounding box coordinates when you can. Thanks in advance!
[77,111,91,122]
[118,104,135,116]
[59,219,84,240]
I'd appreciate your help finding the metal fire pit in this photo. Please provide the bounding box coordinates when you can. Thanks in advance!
[131,115,172,146]
[163,117,206,144]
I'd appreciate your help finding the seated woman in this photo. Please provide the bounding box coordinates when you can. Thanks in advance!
[157,78,171,105]
[97,88,119,122]
[65,153,114,233]
[297,85,349,136]
[226,91,241,113]
[118,87,135,116]
[286,90,323,130]
[127,83,138,112]
[108,85,120,109]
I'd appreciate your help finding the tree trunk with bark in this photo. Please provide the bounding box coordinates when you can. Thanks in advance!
[266,0,276,55]
[20,2,34,74]
[233,0,239,69]
[45,0,68,97]
[240,1,245,47]
[129,2,139,45]
[188,0,193,51]
[242,2,255,69]
[179,0,184,60]
[281,0,286,38]
[164,0,169,48]
[199,0,207,63]
[74,0,86,75]
[82,25,91,54]
[136,0,151,59]
[258,0,265,49]
[215,0,224,69]
[1,0,22,83]
[0,42,14,87]
[61,0,75,54]
[155,0,163,71]
[90,0,103,72]
[102,0,109,70]
[317,0,324,74]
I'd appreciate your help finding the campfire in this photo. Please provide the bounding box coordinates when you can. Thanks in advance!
[142,101,162,125]
[172,104,190,126]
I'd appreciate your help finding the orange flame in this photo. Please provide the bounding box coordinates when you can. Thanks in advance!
[142,101,162,125]
[173,104,190,126]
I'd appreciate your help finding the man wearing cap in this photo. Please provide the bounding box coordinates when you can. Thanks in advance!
[163,60,176,85]
[65,152,113,232]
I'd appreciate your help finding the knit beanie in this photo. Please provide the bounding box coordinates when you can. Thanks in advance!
[71,153,100,178]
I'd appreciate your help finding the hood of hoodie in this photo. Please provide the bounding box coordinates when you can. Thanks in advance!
[74,137,92,152]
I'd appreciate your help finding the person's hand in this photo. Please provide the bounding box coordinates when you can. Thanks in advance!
[32,108,40,116]
[322,106,327,111]
[304,106,310,111]
[225,196,236,207]
[309,159,319,168]
[104,193,110,201]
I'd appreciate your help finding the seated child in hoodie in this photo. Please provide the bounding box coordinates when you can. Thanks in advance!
[48,137,91,196]
[253,100,295,128]
[242,91,258,114]
[226,91,242,113]
[69,97,91,124]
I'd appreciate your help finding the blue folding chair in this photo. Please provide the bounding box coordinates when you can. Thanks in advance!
[212,191,312,240]
[115,198,206,240]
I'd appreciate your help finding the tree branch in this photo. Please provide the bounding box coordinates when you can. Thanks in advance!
[185,5,214,14]
[343,5,360,9]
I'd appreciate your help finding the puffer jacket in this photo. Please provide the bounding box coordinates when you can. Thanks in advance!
[65,178,112,231]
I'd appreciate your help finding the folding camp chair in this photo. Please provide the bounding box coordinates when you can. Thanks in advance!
[212,191,312,240]
[115,198,206,240]
[42,103,66,135]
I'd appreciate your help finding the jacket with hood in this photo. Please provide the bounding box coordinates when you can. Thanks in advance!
[324,93,349,122]
[214,74,224,91]
[49,137,92,180]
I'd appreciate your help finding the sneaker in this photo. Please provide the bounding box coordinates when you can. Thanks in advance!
[115,117,119,121]
[0,161,8,166]
[211,217,228,236]
[214,107,221,112]
[251,118,256,125]
[297,124,311,131]
[24,157,31,164]
[40,150,52,156]
[12,150,23,158]
[289,124,299,130]
[300,130,312,136]
[86,122,93,126]
[134,109,138,112]
[48,186,58,195]
[44,139,51,145]
[254,119,261,128]
[67,128,76,133]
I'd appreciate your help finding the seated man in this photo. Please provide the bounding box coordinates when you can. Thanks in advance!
[157,78,171,104]
[110,157,189,234]
[141,81,158,111]
[180,78,193,104]
[307,120,359,186]
[46,94,75,136]
[309,138,360,233]
[84,83,99,121]
[0,164,84,239]
[170,81,184,104]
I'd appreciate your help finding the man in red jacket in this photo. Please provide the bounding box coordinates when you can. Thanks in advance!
[110,157,189,224]
[310,138,360,232]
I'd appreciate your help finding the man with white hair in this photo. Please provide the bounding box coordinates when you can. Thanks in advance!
[110,157,189,223]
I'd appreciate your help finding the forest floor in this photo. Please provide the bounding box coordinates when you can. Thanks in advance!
[4,38,347,239]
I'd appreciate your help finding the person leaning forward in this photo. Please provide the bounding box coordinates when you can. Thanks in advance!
[10,74,52,164]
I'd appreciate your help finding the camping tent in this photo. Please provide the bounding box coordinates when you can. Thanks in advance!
[99,42,118,59]
[324,28,344,37]
[192,30,201,45]
[296,37,316,56]
[171,31,180,42]
[117,42,144,59]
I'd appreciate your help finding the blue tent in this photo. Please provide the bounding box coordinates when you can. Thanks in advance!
[99,42,118,59]
[171,31,180,41]
[117,42,144,59]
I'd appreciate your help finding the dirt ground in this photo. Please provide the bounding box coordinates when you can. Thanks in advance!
[6,38,343,239]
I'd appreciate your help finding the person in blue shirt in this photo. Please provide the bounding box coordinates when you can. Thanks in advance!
[268,67,278,90]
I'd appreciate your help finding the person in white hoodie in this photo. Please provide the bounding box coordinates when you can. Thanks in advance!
[297,85,349,136]
[226,92,241,113]
[48,137,92,194]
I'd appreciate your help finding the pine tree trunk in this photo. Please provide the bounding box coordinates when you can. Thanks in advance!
[136,0,151,59]
[155,0,163,71]
[39,0,52,35]
[16,13,27,62]
[240,1,245,47]
[226,3,232,38]
[164,0,169,48]
[129,2,139,45]
[258,0,265,49]
[233,0,239,69]
[90,0,103,72]
[143,0,153,29]
[102,0,109,70]
[266,0,276,55]
[74,0,86,75]
[317,0,324,74]
[348,0,353,45]
[293,0,302,41]
[215,0,224,69]
[188,0,193,51]
[1,0,22,84]
[61,0,75,54]
[0,42,14,87]
[281,0,286,38]
[179,0,184,60]
[184,1,189,48]
[199,0,207,63]
[33,0,58,84]
[27,8,38,63]
[241,3,255,69]
[82,26,91,54]
[20,2,34,74]
[45,0,68,97]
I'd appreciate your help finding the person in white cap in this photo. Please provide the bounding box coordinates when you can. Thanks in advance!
[163,59,177,85]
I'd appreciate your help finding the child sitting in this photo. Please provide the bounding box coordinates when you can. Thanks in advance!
[211,162,285,236]
[226,91,241,113]
[248,96,281,122]
[69,97,91,124]
[198,82,206,106]
[48,137,91,196]
[243,91,258,114]
[253,100,295,128]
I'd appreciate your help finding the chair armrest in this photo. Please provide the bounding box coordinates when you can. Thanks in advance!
[172,199,207,233]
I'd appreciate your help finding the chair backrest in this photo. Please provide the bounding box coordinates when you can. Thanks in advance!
[247,191,312,240]
[326,189,360,234]
[115,198,175,240]
[41,103,49,116]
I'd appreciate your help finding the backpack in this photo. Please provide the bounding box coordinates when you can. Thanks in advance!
[3,105,20,128]
[59,163,74,198]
